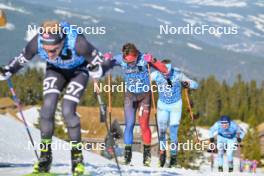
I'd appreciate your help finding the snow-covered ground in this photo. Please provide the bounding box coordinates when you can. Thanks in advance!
[0,114,262,175]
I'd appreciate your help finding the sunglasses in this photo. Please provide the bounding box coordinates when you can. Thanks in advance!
[123,54,138,63]
[44,47,61,54]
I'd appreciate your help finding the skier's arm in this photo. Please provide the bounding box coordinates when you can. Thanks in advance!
[101,54,122,73]
[209,122,219,138]
[0,35,38,80]
[143,54,168,74]
[237,125,245,139]
[180,72,199,89]
[75,35,121,77]
[75,34,110,78]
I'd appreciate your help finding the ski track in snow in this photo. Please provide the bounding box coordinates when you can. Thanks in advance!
[0,115,263,176]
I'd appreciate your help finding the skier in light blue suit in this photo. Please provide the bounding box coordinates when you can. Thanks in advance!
[150,59,198,167]
[209,115,245,172]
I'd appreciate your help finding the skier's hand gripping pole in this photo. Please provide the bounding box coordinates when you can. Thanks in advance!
[6,79,39,160]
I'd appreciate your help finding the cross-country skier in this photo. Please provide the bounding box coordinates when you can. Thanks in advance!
[0,20,107,175]
[209,115,245,172]
[103,43,168,166]
[150,59,198,168]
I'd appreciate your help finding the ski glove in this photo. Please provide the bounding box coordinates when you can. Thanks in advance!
[103,52,112,60]
[87,64,103,79]
[181,81,190,88]
[0,66,12,81]
[87,52,105,79]
[237,137,241,143]
[209,138,214,143]
[144,53,153,63]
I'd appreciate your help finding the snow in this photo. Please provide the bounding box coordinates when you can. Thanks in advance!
[183,0,247,8]
[154,41,164,46]
[113,8,125,14]
[248,15,264,33]
[142,3,176,14]
[0,114,262,175]
[156,18,172,25]
[16,107,40,127]
[0,22,15,31]
[223,43,256,53]
[187,43,203,50]
[54,9,99,23]
[255,1,264,7]
[0,3,30,14]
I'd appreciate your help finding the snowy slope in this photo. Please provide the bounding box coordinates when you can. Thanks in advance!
[0,114,263,175]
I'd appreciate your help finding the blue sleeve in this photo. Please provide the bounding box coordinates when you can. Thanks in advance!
[112,54,123,66]
[236,125,246,139]
[209,122,219,138]
[179,71,199,89]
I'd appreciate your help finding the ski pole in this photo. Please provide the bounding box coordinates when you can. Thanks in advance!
[183,88,200,143]
[210,147,214,171]
[93,79,122,176]
[147,64,160,147]
[237,132,242,172]
[6,79,39,160]
[108,74,112,130]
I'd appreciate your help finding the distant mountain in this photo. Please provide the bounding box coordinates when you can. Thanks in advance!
[0,0,263,83]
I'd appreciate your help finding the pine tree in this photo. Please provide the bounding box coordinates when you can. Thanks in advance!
[177,90,203,169]
[242,117,261,162]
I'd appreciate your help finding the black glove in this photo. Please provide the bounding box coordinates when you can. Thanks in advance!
[237,137,241,143]
[210,138,214,143]
[0,66,12,81]
[167,79,173,88]
[181,81,190,88]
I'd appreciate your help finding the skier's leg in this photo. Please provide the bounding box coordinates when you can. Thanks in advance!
[40,68,66,139]
[138,92,151,145]
[157,107,169,167]
[35,68,66,173]
[169,100,182,156]
[124,93,137,145]
[157,108,169,151]
[138,92,152,166]
[226,138,236,172]
[62,70,88,175]
[217,136,225,172]
[123,92,136,164]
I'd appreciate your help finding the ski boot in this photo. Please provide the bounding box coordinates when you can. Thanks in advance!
[71,143,85,176]
[143,145,151,167]
[33,139,52,173]
[229,167,233,172]
[218,166,223,172]
[159,150,166,167]
[124,145,132,165]
[228,161,233,172]
[169,154,177,168]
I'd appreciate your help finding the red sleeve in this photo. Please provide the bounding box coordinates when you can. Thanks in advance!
[149,59,168,74]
